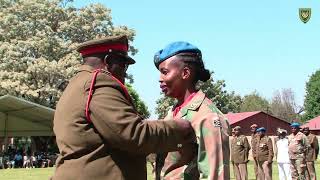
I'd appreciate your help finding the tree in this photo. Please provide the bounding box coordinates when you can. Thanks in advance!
[303,69,320,121]
[240,91,269,112]
[127,84,150,118]
[0,0,136,108]
[269,88,300,122]
[0,0,151,152]
[155,72,242,119]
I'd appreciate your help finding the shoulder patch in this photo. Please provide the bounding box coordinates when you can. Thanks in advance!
[213,119,221,127]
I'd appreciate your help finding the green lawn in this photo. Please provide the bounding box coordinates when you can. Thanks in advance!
[0,161,319,180]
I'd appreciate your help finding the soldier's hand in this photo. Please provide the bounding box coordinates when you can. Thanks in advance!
[164,143,198,175]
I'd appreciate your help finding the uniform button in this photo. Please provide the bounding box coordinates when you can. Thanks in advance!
[177,144,183,148]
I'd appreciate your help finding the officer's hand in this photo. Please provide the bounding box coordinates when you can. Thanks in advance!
[164,143,198,175]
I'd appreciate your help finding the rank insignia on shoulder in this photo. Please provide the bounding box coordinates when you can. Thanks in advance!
[213,119,221,127]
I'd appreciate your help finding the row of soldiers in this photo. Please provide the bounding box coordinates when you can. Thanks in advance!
[230,123,319,180]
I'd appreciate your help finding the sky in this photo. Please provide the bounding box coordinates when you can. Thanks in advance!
[75,0,320,118]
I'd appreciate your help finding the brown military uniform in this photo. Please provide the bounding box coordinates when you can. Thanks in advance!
[52,65,189,180]
[231,135,250,180]
[251,133,259,179]
[256,135,273,180]
[305,133,319,180]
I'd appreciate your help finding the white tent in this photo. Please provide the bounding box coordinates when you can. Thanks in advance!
[0,95,54,138]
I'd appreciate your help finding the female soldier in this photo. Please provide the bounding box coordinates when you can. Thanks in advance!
[154,41,230,180]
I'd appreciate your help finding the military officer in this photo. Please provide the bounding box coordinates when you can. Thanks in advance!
[52,35,196,180]
[256,127,273,180]
[250,123,259,179]
[288,122,309,180]
[231,126,250,180]
[303,127,319,180]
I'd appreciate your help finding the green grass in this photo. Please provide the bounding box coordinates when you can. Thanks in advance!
[0,161,319,180]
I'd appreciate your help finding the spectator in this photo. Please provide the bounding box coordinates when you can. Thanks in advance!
[0,152,4,169]
[14,151,23,168]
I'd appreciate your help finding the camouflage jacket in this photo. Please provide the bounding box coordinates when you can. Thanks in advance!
[288,132,308,159]
[156,90,230,180]
[231,135,251,164]
[305,133,319,161]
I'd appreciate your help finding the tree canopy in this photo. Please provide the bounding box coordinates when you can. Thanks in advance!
[240,91,269,112]
[303,69,320,120]
[0,0,139,108]
[269,88,300,122]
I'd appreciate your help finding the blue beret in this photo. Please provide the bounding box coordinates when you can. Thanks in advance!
[154,41,202,69]
[290,122,300,128]
[256,127,266,132]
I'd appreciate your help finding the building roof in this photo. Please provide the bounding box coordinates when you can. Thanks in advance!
[0,95,54,137]
[225,111,261,124]
[304,115,320,130]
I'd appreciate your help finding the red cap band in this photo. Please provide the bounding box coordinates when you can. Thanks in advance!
[80,44,128,56]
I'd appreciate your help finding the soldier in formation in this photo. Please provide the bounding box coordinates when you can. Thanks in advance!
[230,126,250,180]
[288,123,309,180]
[250,123,259,179]
[256,127,274,180]
[303,127,319,180]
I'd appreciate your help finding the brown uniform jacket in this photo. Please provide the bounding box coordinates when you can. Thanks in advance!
[52,65,187,180]
[251,133,258,158]
[306,133,319,161]
[256,135,273,162]
[231,135,251,164]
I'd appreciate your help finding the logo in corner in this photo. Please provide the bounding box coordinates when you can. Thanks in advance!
[299,8,311,23]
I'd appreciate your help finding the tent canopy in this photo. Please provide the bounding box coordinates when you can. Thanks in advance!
[0,95,54,137]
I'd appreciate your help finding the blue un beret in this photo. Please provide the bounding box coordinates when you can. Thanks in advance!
[256,127,266,132]
[290,122,300,128]
[154,41,202,69]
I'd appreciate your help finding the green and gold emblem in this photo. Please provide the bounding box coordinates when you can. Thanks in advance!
[299,8,311,23]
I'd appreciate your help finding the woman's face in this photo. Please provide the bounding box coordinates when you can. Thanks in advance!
[158,56,186,98]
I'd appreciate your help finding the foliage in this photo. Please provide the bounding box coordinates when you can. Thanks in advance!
[155,73,242,119]
[126,84,150,118]
[240,91,269,112]
[269,88,300,122]
[303,69,320,121]
[0,0,136,108]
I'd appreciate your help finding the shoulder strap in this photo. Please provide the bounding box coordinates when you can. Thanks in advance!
[85,69,101,123]
[85,69,133,124]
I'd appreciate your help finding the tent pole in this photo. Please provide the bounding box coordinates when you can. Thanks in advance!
[4,113,8,152]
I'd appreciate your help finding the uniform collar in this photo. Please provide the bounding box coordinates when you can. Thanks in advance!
[173,90,206,118]
[78,64,110,74]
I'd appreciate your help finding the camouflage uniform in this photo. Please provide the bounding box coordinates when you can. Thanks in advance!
[156,90,230,180]
[288,132,308,180]
[231,134,250,180]
[305,133,319,180]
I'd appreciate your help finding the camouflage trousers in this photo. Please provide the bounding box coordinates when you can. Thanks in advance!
[306,161,316,180]
[290,159,307,180]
